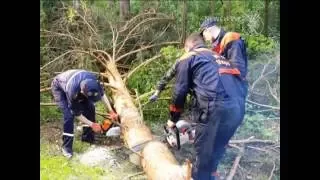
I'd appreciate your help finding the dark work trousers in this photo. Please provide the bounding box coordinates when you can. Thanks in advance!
[191,95,244,180]
[210,98,244,180]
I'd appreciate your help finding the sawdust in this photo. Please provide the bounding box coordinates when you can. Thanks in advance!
[78,146,121,168]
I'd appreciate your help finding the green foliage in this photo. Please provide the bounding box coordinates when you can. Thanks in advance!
[235,114,278,140]
[40,106,61,124]
[160,45,184,61]
[126,45,183,122]
[243,34,276,57]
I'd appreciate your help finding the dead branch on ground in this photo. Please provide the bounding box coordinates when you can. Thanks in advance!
[226,146,245,180]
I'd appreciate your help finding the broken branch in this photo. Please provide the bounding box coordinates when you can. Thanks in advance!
[268,161,276,180]
[246,99,280,110]
[135,89,143,124]
[226,146,244,180]
[230,139,275,144]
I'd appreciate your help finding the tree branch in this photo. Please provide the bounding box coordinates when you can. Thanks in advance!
[134,89,143,124]
[265,79,280,104]
[246,99,280,110]
[40,87,52,92]
[40,29,81,42]
[116,17,174,57]
[40,50,80,70]
[125,55,161,82]
[116,41,179,62]
[251,59,270,91]
[148,24,171,45]
[268,161,276,180]
[76,11,98,36]
[40,103,56,106]
[230,139,275,144]
[226,146,244,180]
[119,12,170,33]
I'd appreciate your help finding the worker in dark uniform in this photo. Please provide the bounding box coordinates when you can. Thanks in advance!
[166,33,242,180]
[51,69,118,158]
[200,17,248,98]
[199,18,248,179]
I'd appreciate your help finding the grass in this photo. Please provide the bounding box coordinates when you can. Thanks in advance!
[40,140,117,180]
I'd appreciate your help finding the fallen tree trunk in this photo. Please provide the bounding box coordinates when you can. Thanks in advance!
[105,62,188,180]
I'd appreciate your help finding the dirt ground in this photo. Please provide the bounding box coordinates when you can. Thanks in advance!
[40,121,279,180]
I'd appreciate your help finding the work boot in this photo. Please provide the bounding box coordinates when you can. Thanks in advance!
[62,147,72,159]
[62,135,73,158]
[81,126,95,144]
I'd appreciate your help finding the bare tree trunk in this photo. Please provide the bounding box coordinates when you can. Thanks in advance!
[227,0,232,29]
[108,0,115,8]
[211,0,215,15]
[105,62,189,179]
[181,0,187,46]
[120,0,130,20]
[264,0,270,36]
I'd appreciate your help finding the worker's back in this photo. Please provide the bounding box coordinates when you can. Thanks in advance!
[177,46,227,100]
[53,69,102,103]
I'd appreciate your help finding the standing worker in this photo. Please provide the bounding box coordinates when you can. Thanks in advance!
[150,18,248,102]
[199,17,248,179]
[51,69,118,158]
[199,17,248,98]
[166,33,241,180]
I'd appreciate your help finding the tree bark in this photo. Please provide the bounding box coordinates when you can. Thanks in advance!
[120,0,130,21]
[105,62,189,179]
[264,0,270,36]
[210,0,215,16]
[108,0,115,8]
[181,0,187,47]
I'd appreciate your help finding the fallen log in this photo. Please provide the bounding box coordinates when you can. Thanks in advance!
[105,62,189,180]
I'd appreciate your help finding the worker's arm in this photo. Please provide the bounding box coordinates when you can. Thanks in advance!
[101,94,119,121]
[226,39,248,78]
[169,59,191,123]
[101,94,113,112]
[75,114,93,126]
[150,60,178,101]
[69,98,101,132]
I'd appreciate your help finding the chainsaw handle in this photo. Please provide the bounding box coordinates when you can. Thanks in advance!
[175,125,180,150]
[164,125,180,150]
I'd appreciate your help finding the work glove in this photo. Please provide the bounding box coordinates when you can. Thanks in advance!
[166,119,176,128]
[169,104,182,123]
[91,123,102,133]
[149,90,160,102]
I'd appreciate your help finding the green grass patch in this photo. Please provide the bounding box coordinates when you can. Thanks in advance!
[40,142,115,180]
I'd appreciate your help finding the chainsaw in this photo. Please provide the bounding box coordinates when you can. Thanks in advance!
[164,119,196,150]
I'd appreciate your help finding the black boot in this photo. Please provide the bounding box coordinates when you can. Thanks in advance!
[62,135,73,158]
[81,126,95,144]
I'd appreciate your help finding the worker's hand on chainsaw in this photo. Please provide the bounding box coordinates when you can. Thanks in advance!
[91,123,102,133]
[167,119,176,128]
[108,111,119,122]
